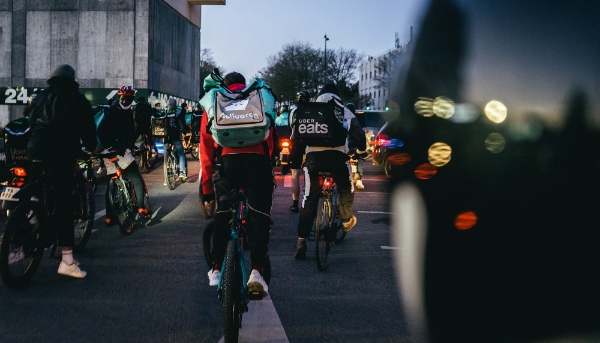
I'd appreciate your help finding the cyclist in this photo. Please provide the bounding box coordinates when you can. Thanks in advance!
[98,85,151,225]
[165,98,188,181]
[27,64,97,278]
[345,102,366,190]
[201,71,275,296]
[275,104,289,126]
[292,84,367,259]
[134,96,153,141]
[287,90,310,213]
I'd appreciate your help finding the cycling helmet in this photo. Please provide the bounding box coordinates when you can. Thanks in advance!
[295,90,311,103]
[344,102,356,114]
[278,105,289,115]
[117,85,136,97]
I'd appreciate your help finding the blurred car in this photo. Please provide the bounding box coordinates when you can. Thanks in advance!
[371,121,410,178]
[354,109,387,153]
[386,1,600,343]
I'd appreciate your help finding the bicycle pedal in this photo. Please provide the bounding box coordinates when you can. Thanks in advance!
[247,291,264,301]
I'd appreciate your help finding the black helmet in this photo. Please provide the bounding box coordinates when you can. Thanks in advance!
[295,90,311,103]
[278,105,289,115]
[344,102,356,114]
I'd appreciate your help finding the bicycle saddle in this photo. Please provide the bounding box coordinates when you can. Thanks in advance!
[219,189,245,202]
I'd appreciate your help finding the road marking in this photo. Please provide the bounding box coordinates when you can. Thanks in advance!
[94,209,106,221]
[358,211,392,214]
[218,295,289,343]
[381,246,402,250]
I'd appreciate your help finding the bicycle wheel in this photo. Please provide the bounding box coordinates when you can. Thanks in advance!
[202,219,215,269]
[222,239,242,343]
[138,142,149,174]
[333,198,346,244]
[0,201,44,289]
[108,179,134,236]
[166,153,177,190]
[73,183,95,252]
[190,143,199,160]
[315,197,332,271]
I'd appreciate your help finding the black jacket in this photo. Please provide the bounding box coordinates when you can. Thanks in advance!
[97,102,136,155]
[27,77,96,159]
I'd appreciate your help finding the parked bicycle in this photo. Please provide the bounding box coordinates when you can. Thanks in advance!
[102,150,151,236]
[0,155,96,289]
[312,172,346,271]
[136,133,159,174]
[163,142,187,190]
[182,131,199,160]
[202,188,272,342]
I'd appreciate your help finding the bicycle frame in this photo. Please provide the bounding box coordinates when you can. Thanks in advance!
[217,188,251,300]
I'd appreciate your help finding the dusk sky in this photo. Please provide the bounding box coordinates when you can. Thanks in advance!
[200,0,426,80]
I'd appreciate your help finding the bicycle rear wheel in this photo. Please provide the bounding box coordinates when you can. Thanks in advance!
[222,239,242,343]
[0,201,44,289]
[190,143,199,160]
[166,153,177,190]
[73,183,95,252]
[202,219,215,269]
[147,142,158,169]
[315,197,332,271]
[138,142,149,174]
[108,179,134,236]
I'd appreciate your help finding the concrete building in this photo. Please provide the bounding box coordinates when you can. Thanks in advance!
[0,0,225,128]
[358,30,411,111]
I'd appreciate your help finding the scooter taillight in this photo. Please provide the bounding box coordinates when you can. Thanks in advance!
[281,140,290,148]
[13,167,27,177]
[11,177,26,188]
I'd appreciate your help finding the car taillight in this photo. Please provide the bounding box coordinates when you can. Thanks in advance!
[375,133,389,147]
[13,167,27,177]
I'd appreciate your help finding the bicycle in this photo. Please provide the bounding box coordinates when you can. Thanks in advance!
[102,151,152,236]
[136,133,159,174]
[182,130,199,160]
[313,172,346,271]
[0,155,96,289]
[163,142,187,190]
[202,188,272,342]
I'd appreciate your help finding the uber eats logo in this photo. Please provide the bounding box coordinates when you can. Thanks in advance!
[298,118,328,134]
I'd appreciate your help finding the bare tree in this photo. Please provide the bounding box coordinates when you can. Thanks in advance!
[325,47,364,86]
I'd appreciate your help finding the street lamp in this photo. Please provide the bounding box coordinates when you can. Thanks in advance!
[324,34,329,84]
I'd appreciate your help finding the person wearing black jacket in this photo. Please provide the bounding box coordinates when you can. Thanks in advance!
[27,64,97,278]
[97,86,150,228]
[165,98,188,181]
[133,96,153,139]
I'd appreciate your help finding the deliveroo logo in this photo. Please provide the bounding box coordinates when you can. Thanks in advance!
[224,99,248,112]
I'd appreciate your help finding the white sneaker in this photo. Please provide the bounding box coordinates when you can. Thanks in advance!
[57,260,87,279]
[355,179,364,189]
[247,269,268,296]
[208,269,220,286]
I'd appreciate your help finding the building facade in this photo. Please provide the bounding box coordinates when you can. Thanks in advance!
[358,31,411,111]
[0,0,225,127]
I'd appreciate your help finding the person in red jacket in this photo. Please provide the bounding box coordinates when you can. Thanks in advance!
[200,71,275,296]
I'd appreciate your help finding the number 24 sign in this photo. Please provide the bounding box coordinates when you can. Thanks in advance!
[1,87,38,105]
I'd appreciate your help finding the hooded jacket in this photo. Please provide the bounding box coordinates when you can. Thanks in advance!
[27,76,96,159]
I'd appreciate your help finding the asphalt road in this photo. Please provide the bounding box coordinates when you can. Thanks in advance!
[0,155,408,343]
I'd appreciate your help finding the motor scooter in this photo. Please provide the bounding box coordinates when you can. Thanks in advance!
[275,126,292,175]
[0,118,31,215]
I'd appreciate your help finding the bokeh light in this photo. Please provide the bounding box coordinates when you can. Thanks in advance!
[455,211,478,230]
[414,97,434,117]
[388,152,412,166]
[484,100,507,123]
[433,96,455,119]
[428,142,452,167]
[414,163,437,180]
[485,133,506,153]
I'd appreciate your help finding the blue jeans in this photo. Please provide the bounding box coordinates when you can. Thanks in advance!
[171,140,186,174]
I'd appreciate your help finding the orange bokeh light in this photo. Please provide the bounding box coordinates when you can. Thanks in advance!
[414,163,437,180]
[389,152,412,165]
[455,211,478,230]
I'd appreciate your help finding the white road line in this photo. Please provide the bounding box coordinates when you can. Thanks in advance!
[218,295,289,343]
[283,175,291,187]
[381,246,402,250]
[357,211,392,214]
[94,209,106,221]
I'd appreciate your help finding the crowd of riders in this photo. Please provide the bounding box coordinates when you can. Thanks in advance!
[4,64,368,292]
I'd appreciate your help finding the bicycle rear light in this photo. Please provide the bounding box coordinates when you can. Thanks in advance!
[13,167,27,177]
